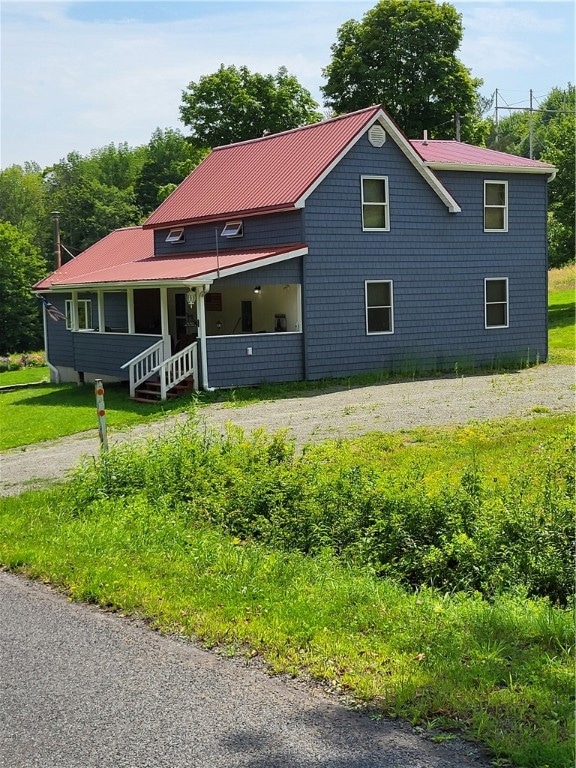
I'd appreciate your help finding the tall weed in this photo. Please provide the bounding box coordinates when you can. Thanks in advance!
[66,418,575,603]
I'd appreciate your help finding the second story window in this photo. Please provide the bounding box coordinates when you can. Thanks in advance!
[484,181,508,232]
[165,228,185,243]
[221,220,243,238]
[361,176,389,231]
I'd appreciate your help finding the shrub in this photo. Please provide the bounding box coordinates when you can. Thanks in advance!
[0,351,45,372]
[67,420,575,604]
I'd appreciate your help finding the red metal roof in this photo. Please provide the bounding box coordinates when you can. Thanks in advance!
[410,140,555,169]
[144,106,383,228]
[34,227,306,289]
[35,227,153,290]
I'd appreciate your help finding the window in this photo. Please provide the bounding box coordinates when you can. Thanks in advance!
[485,278,508,328]
[65,299,93,330]
[484,181,508,231]
[165,228,184,243]
[365,281,393,334]
[221,220,243,238]
[361,176,389,231]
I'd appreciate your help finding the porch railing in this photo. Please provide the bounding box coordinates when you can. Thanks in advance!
[157,342,198,400]
[121,339,165,397]
[121,339,198,400]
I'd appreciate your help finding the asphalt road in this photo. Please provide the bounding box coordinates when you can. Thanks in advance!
[0,571,488,768]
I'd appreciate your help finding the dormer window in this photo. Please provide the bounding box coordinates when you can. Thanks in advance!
[165,228,185,243]
[221,220,243,238]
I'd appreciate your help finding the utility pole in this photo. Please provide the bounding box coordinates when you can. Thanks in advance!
[494,89,499,145]
[529,88,534,159]
[454,112,461,142]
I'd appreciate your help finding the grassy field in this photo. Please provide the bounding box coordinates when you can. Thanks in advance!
[0,414,573,768]
[0,381,196,451]
[0,366,49,386]
[548,263,575,364]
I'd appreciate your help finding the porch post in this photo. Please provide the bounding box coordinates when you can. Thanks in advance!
[97,291,105,333]
[197,286,210,390]
[71,290,79,331]
[126,288,135,334]
[160,286,170,358]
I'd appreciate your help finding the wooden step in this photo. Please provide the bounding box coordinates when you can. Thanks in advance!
[131,376,195,403]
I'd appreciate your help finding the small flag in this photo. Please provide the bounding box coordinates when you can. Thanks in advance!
[39,295,67,322]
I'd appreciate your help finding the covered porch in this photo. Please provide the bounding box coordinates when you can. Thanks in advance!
[46,276,304,398]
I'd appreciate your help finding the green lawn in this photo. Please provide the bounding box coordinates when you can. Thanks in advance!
[0,415,572,768]
[0,366,49,386]
[0,382,196,451]
[548,288,575,364]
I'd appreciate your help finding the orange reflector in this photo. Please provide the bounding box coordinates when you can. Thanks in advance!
[98,410,106,417]
[96,388,104,396]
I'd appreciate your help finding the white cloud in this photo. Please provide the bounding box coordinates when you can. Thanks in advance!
[2,2,376,166]
[1,1,573,168]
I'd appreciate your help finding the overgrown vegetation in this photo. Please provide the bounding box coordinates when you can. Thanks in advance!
[67,415,575,605]
[0,415,573,767]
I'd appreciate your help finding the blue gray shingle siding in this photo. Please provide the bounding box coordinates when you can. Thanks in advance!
[153,210,304,256]
[215,257,302,286]
[45,292,161,377]
[206,333,304,388]
[72,333,162,378]
[300,133,548,379]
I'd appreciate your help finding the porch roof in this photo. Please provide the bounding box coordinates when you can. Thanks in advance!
[34,227,306,290]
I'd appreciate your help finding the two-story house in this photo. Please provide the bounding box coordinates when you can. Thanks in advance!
[34,105,556,399]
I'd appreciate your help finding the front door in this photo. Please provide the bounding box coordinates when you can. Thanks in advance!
[173,292,197,351]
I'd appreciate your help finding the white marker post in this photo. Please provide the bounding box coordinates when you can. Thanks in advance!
[94,379,108,452]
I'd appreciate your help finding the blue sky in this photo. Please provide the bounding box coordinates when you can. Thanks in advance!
[1,0,574,169]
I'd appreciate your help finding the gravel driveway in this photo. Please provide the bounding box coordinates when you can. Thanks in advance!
[1,364,573,497]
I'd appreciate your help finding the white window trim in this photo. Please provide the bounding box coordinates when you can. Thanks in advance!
[484,180,508,232]
[365,280,394,335]
[165,228,185,243]
[484,277,509,329]
[361,175,390,232]
[221,220,243,238]
[66,299,93,331]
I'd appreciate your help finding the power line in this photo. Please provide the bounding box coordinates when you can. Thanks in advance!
[493,88,571,158]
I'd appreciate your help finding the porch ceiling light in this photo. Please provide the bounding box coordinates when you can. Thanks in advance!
[186,288,197,308]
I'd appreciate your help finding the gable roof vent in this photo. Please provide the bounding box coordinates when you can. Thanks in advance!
[368,124,386,147]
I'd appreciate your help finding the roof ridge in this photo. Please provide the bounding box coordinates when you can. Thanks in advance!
[212,105,382,152]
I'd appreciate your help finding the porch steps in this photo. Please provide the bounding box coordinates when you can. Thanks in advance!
[131,375,195,403]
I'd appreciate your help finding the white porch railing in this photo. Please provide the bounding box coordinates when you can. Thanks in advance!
[157,342,198,400]
[121,340,198,400]
[121,339,165,397]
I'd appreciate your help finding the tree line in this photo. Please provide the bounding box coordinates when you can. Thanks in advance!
[1,0,573,353]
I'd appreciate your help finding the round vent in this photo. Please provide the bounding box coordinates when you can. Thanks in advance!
[368,124,386,147]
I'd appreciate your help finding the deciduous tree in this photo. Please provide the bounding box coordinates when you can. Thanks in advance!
[135,128,207,215]
[491,85,575,266]
[321,0,484,142]
[0,221,46,353]
[180,65,322,147]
